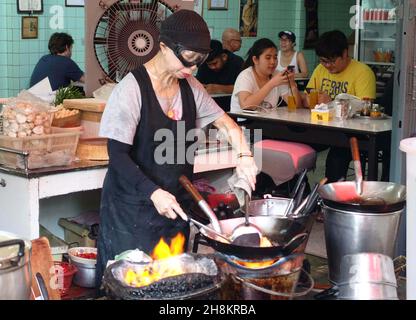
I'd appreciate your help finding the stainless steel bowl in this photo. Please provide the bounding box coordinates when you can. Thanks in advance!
[69,258,96,288]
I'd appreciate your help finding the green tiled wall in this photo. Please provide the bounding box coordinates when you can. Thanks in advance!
[0,0,356,97]
[0,0,84,97]
[203,0,356,76]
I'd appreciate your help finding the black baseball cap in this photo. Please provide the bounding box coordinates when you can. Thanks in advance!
[206,40,225,62]
[278,30,296,43]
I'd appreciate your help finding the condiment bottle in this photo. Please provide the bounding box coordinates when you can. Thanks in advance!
[361,97,372,116]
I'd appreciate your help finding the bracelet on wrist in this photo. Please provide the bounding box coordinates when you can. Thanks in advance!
[237,152,253,158]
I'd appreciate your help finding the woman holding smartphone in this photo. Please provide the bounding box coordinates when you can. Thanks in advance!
[230,38,302,113]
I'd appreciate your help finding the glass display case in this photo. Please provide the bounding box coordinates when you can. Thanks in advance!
[355,0,399,98]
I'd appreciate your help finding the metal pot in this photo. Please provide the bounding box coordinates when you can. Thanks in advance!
[243,196,293,217]
[201,216,309,260]
[322,204,403,284]
[318,181,406,213]
[0,231,32,300]
[337,253,398,300]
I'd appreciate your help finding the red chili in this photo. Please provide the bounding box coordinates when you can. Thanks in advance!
[76,252,97,259]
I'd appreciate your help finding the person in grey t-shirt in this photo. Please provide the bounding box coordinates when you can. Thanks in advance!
[95,10,258,288]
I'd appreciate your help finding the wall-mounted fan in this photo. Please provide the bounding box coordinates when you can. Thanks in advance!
[85,0,195,96]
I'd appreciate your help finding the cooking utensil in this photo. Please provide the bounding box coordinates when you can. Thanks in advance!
[350,137,363,195]
[230,192,262,247]
[318,181,406,213]
[35,272,49,300]
[300,178,327,216]
[289,177,327,218]
[292,181,306,212]
[188,218,232,244]
[200,216,309,260]
[179,175,222,233]
[290,168,308,199]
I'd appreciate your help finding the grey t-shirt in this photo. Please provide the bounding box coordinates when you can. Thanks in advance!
[99,72,225,145]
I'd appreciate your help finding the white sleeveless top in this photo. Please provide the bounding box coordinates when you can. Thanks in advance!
[276,51,300,73]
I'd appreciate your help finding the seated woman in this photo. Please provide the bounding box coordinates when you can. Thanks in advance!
[230,38,302,113]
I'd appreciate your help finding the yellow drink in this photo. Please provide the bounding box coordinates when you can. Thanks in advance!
[287,95,297,112]
[309,90,319,109]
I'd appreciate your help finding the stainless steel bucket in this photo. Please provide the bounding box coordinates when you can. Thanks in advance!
[0,231,32,300]
[337,253,398,300]
[322,204,403,284]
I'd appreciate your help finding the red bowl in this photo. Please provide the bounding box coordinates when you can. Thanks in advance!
[53,261,78,296]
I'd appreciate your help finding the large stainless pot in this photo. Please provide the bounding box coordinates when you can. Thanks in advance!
[322,204,403,285]
[0,231,32,300]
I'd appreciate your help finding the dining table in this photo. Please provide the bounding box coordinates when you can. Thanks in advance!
[228,107,392,181]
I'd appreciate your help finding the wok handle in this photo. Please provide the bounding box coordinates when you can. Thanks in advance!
[349,137,360,162]
[179,175,204,202]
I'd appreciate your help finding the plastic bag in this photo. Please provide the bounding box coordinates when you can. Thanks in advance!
[2,91,57,137]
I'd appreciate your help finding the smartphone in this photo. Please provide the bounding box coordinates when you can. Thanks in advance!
[287,65,295,73]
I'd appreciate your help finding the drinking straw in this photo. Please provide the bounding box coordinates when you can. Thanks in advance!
[286,73,295,97]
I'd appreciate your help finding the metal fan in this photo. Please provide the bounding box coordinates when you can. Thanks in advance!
[85,0,195,96]
[94,1,172,82]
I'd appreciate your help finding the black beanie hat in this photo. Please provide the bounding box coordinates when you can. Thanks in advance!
[159,10,211,53]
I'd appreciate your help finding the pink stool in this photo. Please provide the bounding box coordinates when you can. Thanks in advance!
[254,139,317,186]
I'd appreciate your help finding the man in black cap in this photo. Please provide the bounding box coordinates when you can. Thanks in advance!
[96,10,258,289]
[196,40,243,95]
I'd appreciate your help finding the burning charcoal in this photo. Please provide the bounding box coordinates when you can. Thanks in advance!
[102,254,223,300]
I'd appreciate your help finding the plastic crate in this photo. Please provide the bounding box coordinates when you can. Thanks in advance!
[0,129,80,170]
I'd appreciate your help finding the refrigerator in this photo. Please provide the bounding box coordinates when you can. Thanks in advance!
[354,0,398,100]
[355,0,416,299]
[390,0,416,300]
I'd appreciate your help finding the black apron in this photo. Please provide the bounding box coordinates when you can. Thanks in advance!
[96,66,197,287]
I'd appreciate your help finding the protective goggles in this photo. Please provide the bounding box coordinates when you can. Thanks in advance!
[169,42,209,68]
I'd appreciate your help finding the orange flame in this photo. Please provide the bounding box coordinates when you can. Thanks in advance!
[233,236,277,268]
[151,233,185,260]
[124,233,186,287]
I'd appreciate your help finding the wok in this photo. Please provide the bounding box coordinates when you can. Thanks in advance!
[318,181,406,213]
[200,216,309,260]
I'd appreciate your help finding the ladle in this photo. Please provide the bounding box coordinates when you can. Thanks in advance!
[188,218,232,244]
[350,137,363,195]
[230,191,262,246]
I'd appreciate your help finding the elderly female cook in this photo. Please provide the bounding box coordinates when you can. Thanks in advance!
[95,10,258,287]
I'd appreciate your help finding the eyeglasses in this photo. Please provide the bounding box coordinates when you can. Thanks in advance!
[169,42,209,68]
[319,57,339,66]
[231,39,242,43]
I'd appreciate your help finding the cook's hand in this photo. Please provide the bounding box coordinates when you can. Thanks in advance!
[150,188,187,221]
[236,155,258,191]
[318,92,331,104]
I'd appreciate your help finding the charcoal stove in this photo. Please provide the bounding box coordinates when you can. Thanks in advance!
[217,253,312,300]
[190,210,316,300]
[102,254,224,300]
